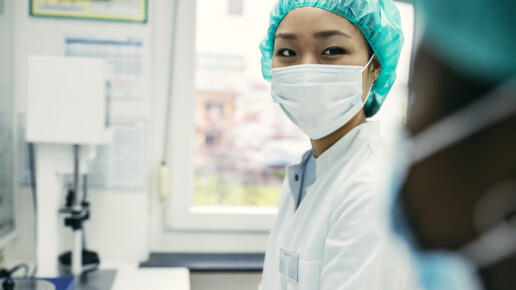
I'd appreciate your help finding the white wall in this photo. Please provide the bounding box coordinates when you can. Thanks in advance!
[0,0,14,106]
[8,0,270,268]
[11,0,152,263]
[0,0,17,253]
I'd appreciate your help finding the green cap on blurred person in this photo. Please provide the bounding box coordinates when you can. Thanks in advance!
[419,0,516,82]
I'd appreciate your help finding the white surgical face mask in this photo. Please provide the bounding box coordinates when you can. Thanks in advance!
[389,78,516,290]
[270,55,375,140]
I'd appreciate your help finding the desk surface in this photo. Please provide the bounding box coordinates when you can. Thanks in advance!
[103,262,190,290]
[5,261,190,290]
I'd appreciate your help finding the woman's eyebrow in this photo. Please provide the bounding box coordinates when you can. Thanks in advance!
[275,33,297,40]
[313,30,351,39]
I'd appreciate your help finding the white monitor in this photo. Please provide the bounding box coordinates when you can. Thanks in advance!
[26,56,111,145]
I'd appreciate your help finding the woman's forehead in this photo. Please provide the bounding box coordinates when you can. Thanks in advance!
[276,7,361,37]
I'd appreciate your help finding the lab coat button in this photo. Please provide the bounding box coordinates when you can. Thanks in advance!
[295,174,299,181]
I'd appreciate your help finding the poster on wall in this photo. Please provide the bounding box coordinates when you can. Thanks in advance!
[18,115,147,190]
[30,0,148,23]
[65,36,149,99]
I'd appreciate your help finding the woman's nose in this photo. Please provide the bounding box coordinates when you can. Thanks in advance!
[299,54,319,65]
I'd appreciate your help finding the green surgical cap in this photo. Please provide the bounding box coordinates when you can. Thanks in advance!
[259,0,405,117]
[419,0,516,82]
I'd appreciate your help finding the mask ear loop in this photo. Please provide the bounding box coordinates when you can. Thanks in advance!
[360,54,376,73]
[361,54,376,107]
[461,180,516,268]
[362,85,374,107]
[411,78,516,164]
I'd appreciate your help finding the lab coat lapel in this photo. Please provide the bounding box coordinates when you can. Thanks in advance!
[284,150,311,213]
[285,164,302,210]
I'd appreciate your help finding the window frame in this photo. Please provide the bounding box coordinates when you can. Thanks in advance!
[165,0,277,232]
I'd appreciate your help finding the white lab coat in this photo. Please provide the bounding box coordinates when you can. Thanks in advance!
[260,122,420,290]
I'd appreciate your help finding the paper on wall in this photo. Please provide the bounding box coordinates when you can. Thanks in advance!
[18,115,147,190]
[65,36,149,99]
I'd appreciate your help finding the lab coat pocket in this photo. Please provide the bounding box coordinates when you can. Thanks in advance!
[298,260,322,290]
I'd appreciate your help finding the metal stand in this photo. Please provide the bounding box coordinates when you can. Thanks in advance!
[58,145,100,278]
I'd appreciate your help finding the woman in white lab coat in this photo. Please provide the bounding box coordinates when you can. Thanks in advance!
[259,0,419,289]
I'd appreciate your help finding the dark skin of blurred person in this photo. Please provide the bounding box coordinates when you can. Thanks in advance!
[392,0,516,288]
[398,42,516,290]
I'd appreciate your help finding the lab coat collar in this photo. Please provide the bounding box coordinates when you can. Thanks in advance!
[283,122,380,206]
[285,150,312,207]
[316,122,380,179]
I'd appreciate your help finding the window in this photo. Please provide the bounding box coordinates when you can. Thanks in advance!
[167,0,414,231]
[193,0,309,208]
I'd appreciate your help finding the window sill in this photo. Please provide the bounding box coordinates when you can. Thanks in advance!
[139,253,265,272]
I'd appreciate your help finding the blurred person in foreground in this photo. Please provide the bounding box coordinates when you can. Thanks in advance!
[391,0,516,289]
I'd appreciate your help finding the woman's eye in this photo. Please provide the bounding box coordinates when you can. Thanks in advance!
[277,49,296,57]
[322,47,346,55]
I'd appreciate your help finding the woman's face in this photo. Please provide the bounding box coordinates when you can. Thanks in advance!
[272,7,381,101]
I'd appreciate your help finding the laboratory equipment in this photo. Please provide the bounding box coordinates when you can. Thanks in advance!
[26,55,111,278]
